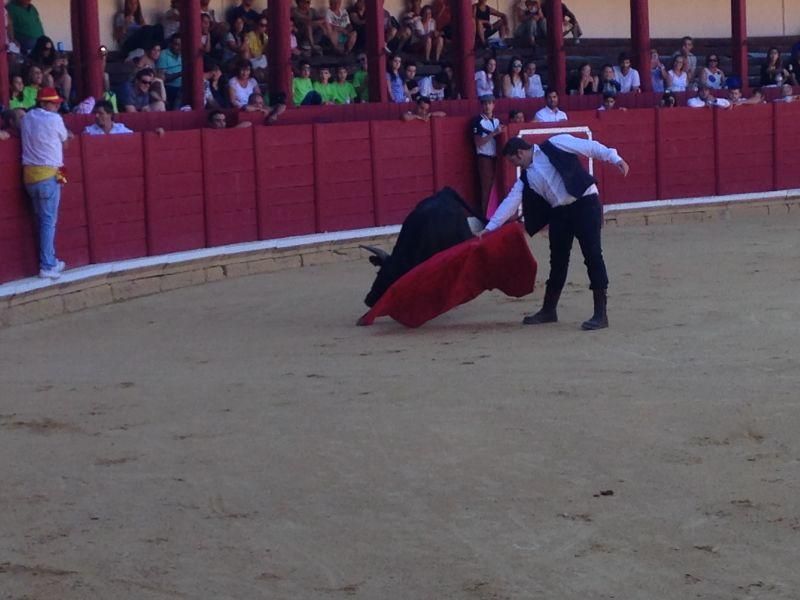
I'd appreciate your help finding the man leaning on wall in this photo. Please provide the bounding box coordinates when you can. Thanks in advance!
[19,87,73,280]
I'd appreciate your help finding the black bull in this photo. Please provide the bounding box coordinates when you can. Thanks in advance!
[363,187,485,307]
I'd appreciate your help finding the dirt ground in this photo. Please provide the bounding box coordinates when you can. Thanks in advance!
[1,212,800,600]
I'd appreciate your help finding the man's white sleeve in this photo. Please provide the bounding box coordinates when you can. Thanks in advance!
[485,178,524,232]
[548,133,623,165]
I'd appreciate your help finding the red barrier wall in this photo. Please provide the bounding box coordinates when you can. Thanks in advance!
[0,139,37,281]
[431,116,479,212]
[371,119,435,225]
[715,103,775,196]
[598,109,658,204]
[313,122,375,231]
[656,109,716,199]
[774,102,800,190]
[58,138,91,268]
[144,130,206,255]
[82,134,147,262]
[255,125,316,238]
[202,127,258,246]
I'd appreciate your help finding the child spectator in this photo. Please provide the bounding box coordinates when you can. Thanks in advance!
[570,62,598,95]
[83,100,134,135]
[418,72,449,101]
[20,64,44,109]
[123,68,167,112]
[331,66,357,104]
[402,95,446,121]
[659,90,677,107]
[700,54,726,89]
[313,67,337,104]
[386,55,407,103]
[352,53,369,102]
[760,47,790,87]
[228,59,259,109]
[404,61,419,99]
[156,35,183,109]
[474,57,499,98]
[598,64,621,96]
[414,6,444,63]
[502,56,526,99]
[473,0,508,49]
[509,109,525,123]
[687,85,731,108]
[650,49,666,93]
[9,73,34,109]
[598,91,626,111]
[613,52,641,93]
[534,90,568,122]
[325,0,357,54]
[293,61,323,105]
[472,94,504,217]
[7,0,44,54]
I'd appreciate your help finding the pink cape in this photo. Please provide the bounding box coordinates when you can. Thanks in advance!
[358,223,537,328]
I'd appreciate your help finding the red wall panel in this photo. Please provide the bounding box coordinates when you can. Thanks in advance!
[597,109,658,204]
[774,102,800,189]
[0,139,37,283]
[144,130,206,254]
[656,108,716,199]
[82,134,147,262]
[715,104,774,195]
[58,138,91,268]
[201,127,258,246]
[255,125,316,238]
[371,119,434,225]
[431,117,479,211]
[313,122,375,231]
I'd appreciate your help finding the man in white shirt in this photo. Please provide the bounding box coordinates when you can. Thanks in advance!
[83,100,134,135]
[484,135,629,329]
[613,52,641,93]
[20,87,72,279]
[687,85,731,108]
[533,90,568,122]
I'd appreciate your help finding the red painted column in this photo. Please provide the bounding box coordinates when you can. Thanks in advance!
[69,0,85,99]
[452,0,476,99]
[0,3,9,107]
[365,0,387,102]
[630,0,651,92]
[181,0,205,109]
[78,0,105,100]
[268,0,293,101]
[544,0,566,96]
[731,0,749,92]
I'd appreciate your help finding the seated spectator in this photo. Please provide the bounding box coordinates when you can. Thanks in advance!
[204,61,228,109]
[114,0,164,56]
[441,63,459,99]
[200,12,214,56]
[228,0,261,28]
[650,49,666,93]
[29,36,72,105]
[760,47,790,87]
[353,53,369,102]
[473,0,508,49]
[413,6,444,63]
[474,57,499,98]
[331,66,358,104]
[561,3,582,43]
[514,0,545,49]
[19,64,44,110]
[137,42,168,105]
[156,35,183,109]
[123,68,166,112]
[570,62,598,95]
[786,45,800,86]
[700,54,726,89]
[293,0,325,54]
[325,0,357,55]
[402,95,446,121]
[313,67,337,104]
[509,109,525,123]
[613,52,641,93]
[245,16,269,80]
[672,36,697,84]
[223,17,248,65]
[9,73,35,110]
[243,92,286,123]
[83,100,135,135]
[402,0,422,30]
[431,0,452,40]
[404,61,419,99]
[0,108,26,139]
[775,82,798,103]
[534,90,567,122]
[207,109,252,129]
[727,87,763,106]
[502,56,526,98]
[598,64,621,96]
[598,91,627,111]
[7,0,45,54]
[687,85,731,108]
[659,90,677,108]
[664,55,688,92]
[523,60,544,98]
[227,59,259,109]
[293,61,323,105]
[386,55,407,103]
[348,0,367,52]
[418,71,449,101]
[162,0,181,40]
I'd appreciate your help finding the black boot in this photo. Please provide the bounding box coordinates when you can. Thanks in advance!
[581,289,608,330]
[523,285,561,325]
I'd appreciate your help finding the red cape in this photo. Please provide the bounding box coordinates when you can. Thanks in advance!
[358,223,537,328]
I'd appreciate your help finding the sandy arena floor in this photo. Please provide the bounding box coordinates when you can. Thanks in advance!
[1,212,800,600]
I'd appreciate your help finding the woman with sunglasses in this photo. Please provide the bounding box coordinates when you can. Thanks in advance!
[501,56,527,99]
[700,54,726,89]
[245,17,269,81]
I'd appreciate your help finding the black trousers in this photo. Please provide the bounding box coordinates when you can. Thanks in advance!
[546,194,608,291]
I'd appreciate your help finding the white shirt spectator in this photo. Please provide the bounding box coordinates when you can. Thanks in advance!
[534,106,568,122]
[687,96,731,108]
[472,113,501,157]
[418,76,446,101]
[668,70,688,92]
[83,122,134,135]
[612,66,641,92]
[413,18,436,37]
[229,77,259,108]
[525,74,544,98]
[326,8,351,28]
[20,108,69,168]
[475,71,495,97]
[486,134,623,231]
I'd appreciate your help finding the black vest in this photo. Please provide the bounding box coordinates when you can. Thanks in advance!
[520,140,597,235]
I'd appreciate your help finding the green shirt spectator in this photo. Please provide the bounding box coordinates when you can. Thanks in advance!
[330,81,357,104]
[10,86,39,110]
[7,0,44,53]
[353,70,369,102]
[293,77,315,106]
[313,81,337,104]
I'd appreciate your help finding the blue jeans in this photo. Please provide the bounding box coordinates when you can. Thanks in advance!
[25,176,61,270]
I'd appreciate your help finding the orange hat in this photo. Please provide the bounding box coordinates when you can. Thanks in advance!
[37,87,63,104]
